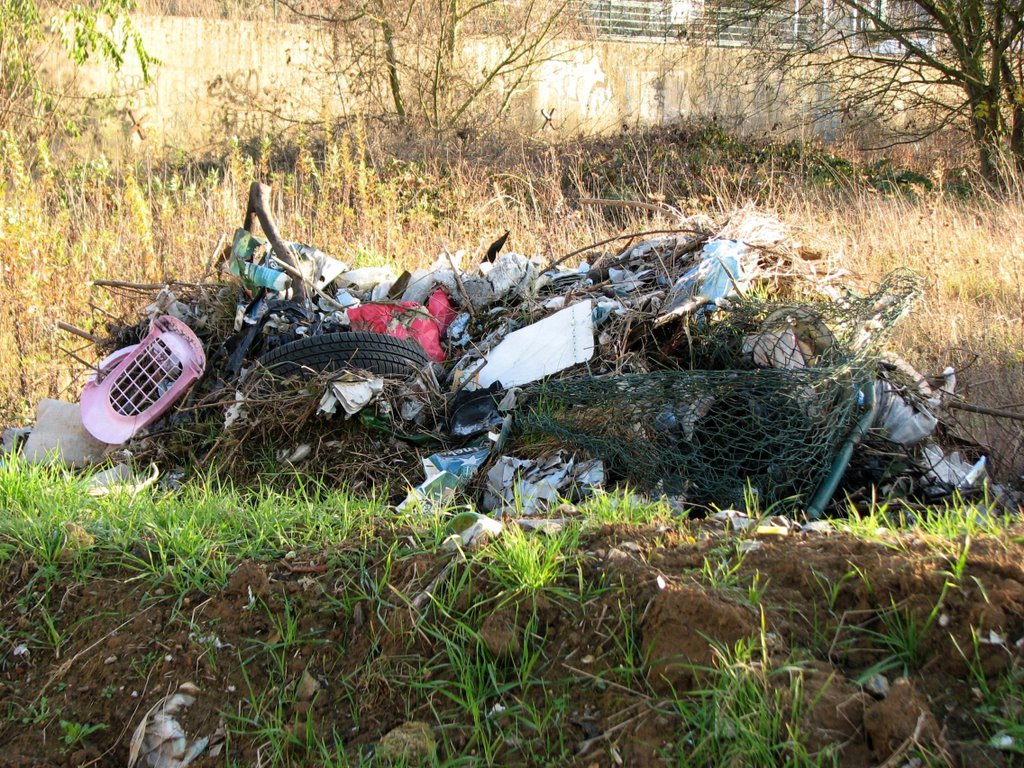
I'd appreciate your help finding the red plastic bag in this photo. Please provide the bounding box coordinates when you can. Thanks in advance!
[426,288,457,335]
[347,289,454,363]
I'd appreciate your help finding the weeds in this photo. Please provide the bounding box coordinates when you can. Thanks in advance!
[952,630,1024,752]
[699,541,750,593]
[855,597,935,677]
[662,636,834,767]
[58,719,107,748]
[19,696,54,727]
[579,490,672,527]
[482,524,581,598]
[601,594,650,692]
[413,622,515,763]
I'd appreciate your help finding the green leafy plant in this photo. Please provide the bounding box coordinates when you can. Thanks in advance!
[20,696,52,726]
[482,523,580,597]
[59,719,107,748]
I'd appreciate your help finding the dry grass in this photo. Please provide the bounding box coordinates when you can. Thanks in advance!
[1,123,1021,474]
[770,187,1024,477]
[788,188,1024,393]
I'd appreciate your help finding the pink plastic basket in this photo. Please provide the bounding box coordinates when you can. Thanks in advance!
[81,316,206,444]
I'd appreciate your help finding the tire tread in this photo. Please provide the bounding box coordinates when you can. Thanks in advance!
[258,331,430,378]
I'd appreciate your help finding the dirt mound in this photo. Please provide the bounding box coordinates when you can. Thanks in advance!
[642,585,759,692]
[863,678,943,761]
[2,522,1023,766]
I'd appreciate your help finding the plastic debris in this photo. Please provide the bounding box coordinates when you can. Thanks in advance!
[711,509,756,531]
[86,463,160,497]
[921,445,987,492]
[423,445,491,481]
[398,472,463,511]
[338,266,396,292]
[990,733,1017,751]
[658,240,755,322]
[444,511,504,549]
[11,193,1017,520]
[223,390,245,429]
[80,316,206,444]
[463,252,537,308]
[875,380,938,446]
[280,443,313,464]
[863,673,891,698]
[278,242,347,291]
[399,445,492,511]
[145,289,194,324]
[449,384,503,437]
[756,517,792,536]
[485,451,604,516]
[742,309,835,369]
[127,683,209,768]
[347,292,453,362]
[1,426,31,456]
[229,229,291,292]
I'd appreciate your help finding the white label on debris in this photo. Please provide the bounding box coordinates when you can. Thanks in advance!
[477,301,595,388]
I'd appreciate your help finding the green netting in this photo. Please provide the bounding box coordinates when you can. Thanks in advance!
[662,268,923,371]
[516,270,921,509]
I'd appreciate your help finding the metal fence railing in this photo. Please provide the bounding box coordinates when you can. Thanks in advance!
[687,4,820,46]
[575,0,929,50]
[579,0,677,40]
[577,0,819,45]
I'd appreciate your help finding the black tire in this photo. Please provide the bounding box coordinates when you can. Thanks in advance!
[258,331,430,379]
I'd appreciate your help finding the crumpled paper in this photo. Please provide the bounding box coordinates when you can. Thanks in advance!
[318,373,385,416]
[485,451,604,516]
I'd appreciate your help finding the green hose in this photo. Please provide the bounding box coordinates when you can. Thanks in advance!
[806,380,877,520]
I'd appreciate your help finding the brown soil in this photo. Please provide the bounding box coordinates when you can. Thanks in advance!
[2,522,1023,767]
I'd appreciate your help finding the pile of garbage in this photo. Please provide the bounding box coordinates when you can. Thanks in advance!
[4,183,1020,519]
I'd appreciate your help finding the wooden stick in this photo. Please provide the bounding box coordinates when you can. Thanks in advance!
[545,227,702,271]
[91,279,201,291]
[575,705,652,757]
[58,346,99,372]
[57,321,102,344]
[441,242,472,308]
[876,712,939,768]
[88,302,120,320]
[243,182,307,301]
[202,232,228,280]
[947,400,1024,422]
[411,559,457,611]
[579,197,685,220]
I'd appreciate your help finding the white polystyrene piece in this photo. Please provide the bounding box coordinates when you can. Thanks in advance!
[477,300,594,388]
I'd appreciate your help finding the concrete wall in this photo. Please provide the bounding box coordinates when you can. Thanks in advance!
[57,15,837,154]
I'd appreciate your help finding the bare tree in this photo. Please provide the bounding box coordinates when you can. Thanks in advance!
[695,0,1024,181]
[280,0,579,132]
